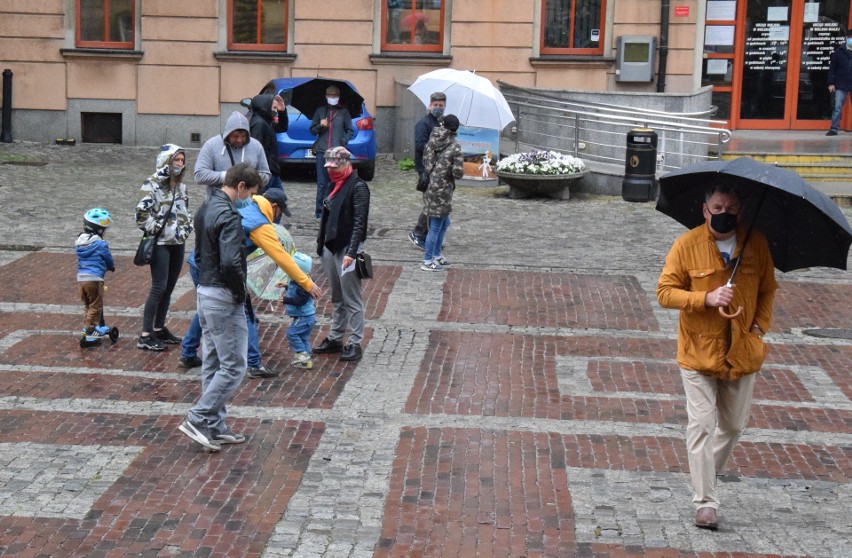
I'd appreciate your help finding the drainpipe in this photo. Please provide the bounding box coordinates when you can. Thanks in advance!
[657,0,670,93]
[1,69,11,143]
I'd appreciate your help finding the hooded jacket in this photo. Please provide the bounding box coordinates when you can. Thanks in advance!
[135,145,194,245]
[249,94,288,178]
[76,232,115,281]
[422,126,464,218]
[657,223,778,381]
[238,195,313,292]
[194,111,271,187]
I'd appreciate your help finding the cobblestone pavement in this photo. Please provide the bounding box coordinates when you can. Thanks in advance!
[0,142,850,557]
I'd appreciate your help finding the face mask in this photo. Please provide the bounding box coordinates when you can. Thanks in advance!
[235,194,253,209]
[847,39,852,48]
[431,108,445,118]
[327,97,339,106]
[710,211,737,234]
[171,164,184,175]
[328,167,347,181]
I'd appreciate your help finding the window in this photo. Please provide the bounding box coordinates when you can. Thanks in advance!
[382,0,445,52]
[229,0,288,51]
[541,0,605,55]
[76,0,135,48]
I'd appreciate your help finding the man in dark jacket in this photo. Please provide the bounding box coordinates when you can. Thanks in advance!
[827,29,852,136]
[178,163,259,452]
[249,93,288,195]
[314,147,370,362]
[408,91,446,249]
[310,85,355,219]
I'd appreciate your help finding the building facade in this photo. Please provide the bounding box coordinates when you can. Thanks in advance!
[0,0,847,149]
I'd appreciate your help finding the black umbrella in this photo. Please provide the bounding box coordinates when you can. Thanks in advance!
[657,157,852,274]
[285,77,365,120]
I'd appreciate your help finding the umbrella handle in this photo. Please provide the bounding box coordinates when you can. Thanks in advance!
[718,305,743,319]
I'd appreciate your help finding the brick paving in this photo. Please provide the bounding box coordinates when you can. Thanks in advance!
[0,142,850,556]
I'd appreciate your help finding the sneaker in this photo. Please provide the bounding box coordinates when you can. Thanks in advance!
[137,334,166,351]
[435,256,450,266]
[212,427,246,444]
[291,352,313,369]
[420,260,445,272]
[178,355,203,369]
[155,327,182,344]
[247,365,279,379]
[826,129,838,136]
[94,324,111,335]
[177,419,221,451]
[82,328,103,342]
[408,231,426,251]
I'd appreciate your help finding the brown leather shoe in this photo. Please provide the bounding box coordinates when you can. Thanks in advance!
[695,507,718,530]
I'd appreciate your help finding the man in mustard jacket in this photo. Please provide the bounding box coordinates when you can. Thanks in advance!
[657,185,777,531]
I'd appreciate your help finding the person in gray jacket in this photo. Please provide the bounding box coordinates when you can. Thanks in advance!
[310,85,355,219]
[194,111,271,188]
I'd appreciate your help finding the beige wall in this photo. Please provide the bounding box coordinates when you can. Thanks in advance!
[0,0,702,139]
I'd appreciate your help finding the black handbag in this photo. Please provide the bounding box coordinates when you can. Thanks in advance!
[355,252,373,279]
[133,234,159,266]
[133,194,175,266]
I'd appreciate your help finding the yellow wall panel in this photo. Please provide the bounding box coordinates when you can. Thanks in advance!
[68,60,137,99]
[138,66,220,115]
[2,62,66,109]
[142,16,218,42]
[0,14,63,38]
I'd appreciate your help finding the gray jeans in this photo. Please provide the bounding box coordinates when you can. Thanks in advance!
[187,292,248,434]
[321,246,365,345]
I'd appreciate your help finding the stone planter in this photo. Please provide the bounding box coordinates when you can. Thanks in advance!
[494,169,589,200]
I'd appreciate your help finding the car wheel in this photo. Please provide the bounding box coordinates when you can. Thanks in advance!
[359,160,375,181]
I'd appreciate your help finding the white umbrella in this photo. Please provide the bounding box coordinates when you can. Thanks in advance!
[408,68,515,130]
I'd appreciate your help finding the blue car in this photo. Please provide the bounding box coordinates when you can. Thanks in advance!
[258,78,377,181]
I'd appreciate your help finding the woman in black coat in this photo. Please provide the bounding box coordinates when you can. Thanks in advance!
[313,147,369,362]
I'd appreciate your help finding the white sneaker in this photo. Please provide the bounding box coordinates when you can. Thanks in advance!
[291,351,313,369]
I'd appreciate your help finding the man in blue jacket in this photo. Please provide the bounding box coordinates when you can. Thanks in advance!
[827,29,852,136]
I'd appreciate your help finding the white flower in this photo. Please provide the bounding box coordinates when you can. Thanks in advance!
[496,150,586,175]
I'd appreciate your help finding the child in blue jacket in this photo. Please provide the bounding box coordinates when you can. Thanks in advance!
[283,252,316,369]
[76,208,115,341]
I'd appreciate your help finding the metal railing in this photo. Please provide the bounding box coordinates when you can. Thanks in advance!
[497,81,732,171]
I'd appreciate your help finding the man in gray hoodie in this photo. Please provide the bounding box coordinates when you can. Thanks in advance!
[194,111,271,188]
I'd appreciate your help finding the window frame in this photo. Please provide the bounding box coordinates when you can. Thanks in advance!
[227,0,289,52]
[75,0,135,49]
[380,0,446,53]
[539,0,607,56]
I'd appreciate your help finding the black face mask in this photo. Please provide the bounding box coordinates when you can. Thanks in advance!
[710,211,737,234]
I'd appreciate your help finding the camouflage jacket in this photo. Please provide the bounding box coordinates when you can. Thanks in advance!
[422,127,464,218]
[135,172,194,245]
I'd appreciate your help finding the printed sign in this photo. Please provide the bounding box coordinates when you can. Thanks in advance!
[456,126,500,179]
[674,6,689,17]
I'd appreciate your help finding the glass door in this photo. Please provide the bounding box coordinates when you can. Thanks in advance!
[734,0,849,129]
[793,0,847,127]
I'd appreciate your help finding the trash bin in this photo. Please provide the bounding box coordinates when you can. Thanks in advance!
[622,128,658,202]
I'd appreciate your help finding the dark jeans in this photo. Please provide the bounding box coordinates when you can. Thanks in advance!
[315,151,330,219]
[412,211,429,239]
[143,243,185,333]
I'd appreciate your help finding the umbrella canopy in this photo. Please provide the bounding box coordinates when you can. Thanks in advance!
[246,224,297,300]
[408,68,515,130]
[657,157,852,272]
[280,77,365,120]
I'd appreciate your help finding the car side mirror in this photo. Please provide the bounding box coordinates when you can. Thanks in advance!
[240,98,252,109]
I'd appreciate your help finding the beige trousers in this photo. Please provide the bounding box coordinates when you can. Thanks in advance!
[680,368,756,510]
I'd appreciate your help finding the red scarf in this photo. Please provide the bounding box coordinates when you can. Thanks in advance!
[326,165,353,199]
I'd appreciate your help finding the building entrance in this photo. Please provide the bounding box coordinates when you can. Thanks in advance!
[736,0,849,129]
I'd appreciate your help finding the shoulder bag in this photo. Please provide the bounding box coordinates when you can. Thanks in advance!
[133,194,175,266]
[355,252,373,279]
